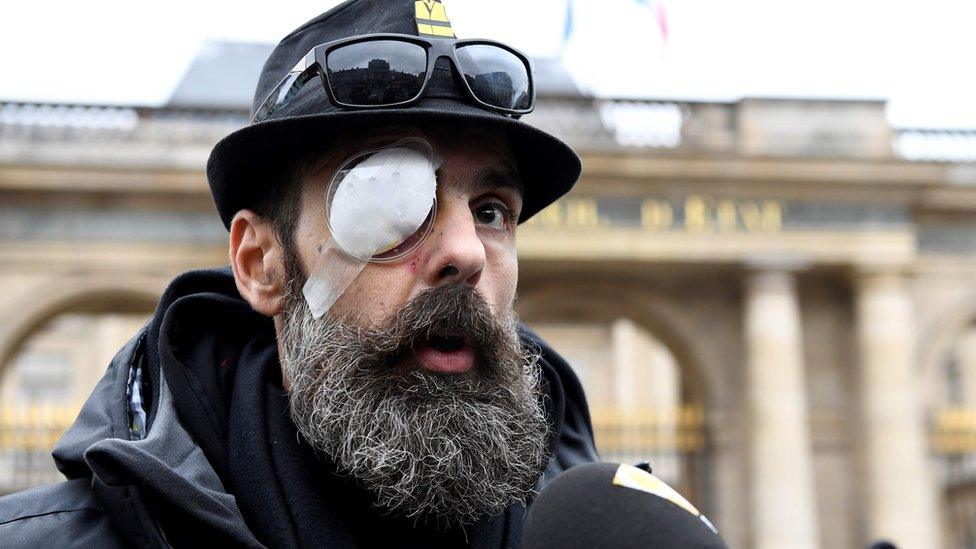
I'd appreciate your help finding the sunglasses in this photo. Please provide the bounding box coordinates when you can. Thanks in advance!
[251,33,535,124]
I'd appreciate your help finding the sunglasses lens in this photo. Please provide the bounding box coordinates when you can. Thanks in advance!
[327,40,427,106]
[455,44,531,111]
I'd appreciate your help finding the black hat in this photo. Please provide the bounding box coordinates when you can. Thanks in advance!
[205,0,582,230]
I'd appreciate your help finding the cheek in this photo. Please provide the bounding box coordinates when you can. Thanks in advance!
[294,195,331,277]
[407,253,426,275]
[484,240,519,311]
[331,263,416,325]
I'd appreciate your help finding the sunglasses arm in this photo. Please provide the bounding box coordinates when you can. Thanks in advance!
[250,51,321,124]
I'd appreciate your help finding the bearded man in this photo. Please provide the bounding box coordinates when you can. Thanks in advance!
[0,0,598,547]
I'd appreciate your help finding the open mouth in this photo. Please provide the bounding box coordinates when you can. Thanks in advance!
[427,333,466,352]
[415,331,476,374]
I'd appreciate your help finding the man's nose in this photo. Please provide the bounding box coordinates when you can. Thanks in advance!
[422,201,485,286]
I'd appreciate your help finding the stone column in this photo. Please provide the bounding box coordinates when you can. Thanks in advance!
[744,271,820,549]
[856,271,940,547]
[611,318,642,413]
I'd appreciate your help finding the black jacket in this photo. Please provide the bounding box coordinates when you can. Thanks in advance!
[0,267,599,548]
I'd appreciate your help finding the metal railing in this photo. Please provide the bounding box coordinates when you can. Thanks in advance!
[590,406,706,455]
[0,98,696,152]
[589,405,706,498]
[932,409,976,549]
[894,129,976,163]
[932,408,976,455]
[7,403,976,494]
[0,102,242,145]
[0,405,79,493]
[6,99,975,164]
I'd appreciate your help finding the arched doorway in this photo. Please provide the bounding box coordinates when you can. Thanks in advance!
[517,281,712,506]
[0,284,157,495]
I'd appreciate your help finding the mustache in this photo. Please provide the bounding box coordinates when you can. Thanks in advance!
[351,284,514,378]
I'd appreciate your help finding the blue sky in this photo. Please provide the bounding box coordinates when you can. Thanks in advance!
[1,0,973,128]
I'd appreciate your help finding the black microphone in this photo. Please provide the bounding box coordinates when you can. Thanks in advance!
[524,462,727,549]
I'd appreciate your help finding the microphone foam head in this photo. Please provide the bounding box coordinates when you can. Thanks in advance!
[524,462,726,549]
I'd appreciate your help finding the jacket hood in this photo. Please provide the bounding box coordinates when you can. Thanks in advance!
[52,267,264,547]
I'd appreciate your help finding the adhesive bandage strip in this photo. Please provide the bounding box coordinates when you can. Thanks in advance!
[302,137,440,319]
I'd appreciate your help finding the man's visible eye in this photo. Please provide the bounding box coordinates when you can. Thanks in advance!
[474,201,512,230]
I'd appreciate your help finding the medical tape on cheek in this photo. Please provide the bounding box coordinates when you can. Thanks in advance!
[302,138,441,319]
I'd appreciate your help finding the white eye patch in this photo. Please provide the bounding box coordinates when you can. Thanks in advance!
[302,137,440,319]
[328,143,438,259]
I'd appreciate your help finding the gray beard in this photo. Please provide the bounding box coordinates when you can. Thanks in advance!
[278,284,550,525]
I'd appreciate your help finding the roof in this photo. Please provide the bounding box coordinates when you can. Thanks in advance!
[166,41,274,110]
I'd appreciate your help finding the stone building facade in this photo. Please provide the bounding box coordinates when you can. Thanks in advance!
[2,51,976,547]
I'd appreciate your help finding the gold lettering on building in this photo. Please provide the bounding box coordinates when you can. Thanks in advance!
[526,195,785,233]
[761,200,783,232]
[563,197,603,228]
[739,201,763,233]
[684,194,785,234]
[525,202,562,228]
[640,199,674,231]
[524,198,606,229]
[716,199,738,232]
[684,195,711,233]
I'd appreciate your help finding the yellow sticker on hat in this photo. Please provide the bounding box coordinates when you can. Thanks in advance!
[612,463,700,516]
[415,0,456,38]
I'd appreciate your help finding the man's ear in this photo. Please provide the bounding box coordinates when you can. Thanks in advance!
[229,209,287,316]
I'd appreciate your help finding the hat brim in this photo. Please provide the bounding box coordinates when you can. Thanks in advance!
[206,98,581,230]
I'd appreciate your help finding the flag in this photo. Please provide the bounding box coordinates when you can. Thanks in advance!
[562,0,574,51]
[636,0,669,46]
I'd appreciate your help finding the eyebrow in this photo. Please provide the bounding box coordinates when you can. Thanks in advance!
[446,166,524,197]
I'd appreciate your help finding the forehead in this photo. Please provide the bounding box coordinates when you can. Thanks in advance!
[429,126,517,170]
[300,124,521,198]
